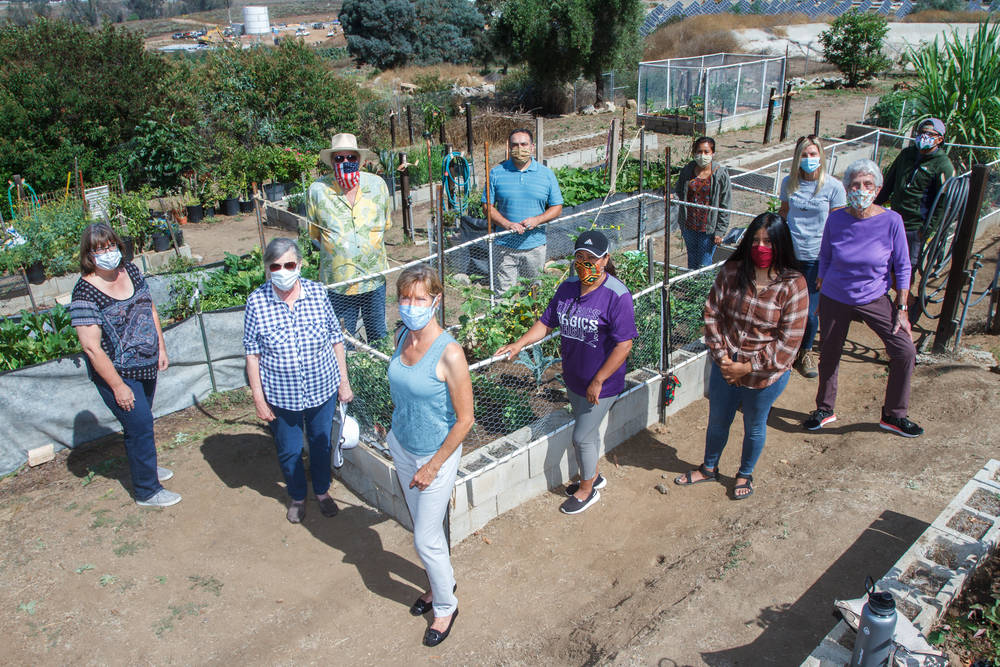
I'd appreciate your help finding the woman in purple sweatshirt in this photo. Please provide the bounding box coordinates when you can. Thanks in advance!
[802,158,921,438]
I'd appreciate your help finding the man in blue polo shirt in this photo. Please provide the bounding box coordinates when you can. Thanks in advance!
[483,129,563,295]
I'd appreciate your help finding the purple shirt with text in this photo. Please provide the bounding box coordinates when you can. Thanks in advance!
[540,274,638,397]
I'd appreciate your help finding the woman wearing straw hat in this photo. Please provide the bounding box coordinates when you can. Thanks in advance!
[778,135,847,378]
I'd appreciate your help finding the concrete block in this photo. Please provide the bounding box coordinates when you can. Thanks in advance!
[930,479,1000,547]
[543,449,578,489]
[973,458,1000,491]
[448,509,473,544]
[496,474,550,515]
[465,496,499,535]
[505,426,533,448]
[450,477,470,515]
[345,444,396,492]
[27,444,55,467]
[665,353,711,418]
[496,450,529,493]
[528,426,572,479]
[463,453,500,508]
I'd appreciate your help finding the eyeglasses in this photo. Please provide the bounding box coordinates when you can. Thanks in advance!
[92,244,118,255]
[920,131,942,139]
[333,154,359,164]
[268,261,298,272]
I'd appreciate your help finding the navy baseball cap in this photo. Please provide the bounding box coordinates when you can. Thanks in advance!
[574,230,610,258]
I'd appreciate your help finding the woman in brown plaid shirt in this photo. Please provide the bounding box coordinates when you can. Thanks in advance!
[675,213,808,499]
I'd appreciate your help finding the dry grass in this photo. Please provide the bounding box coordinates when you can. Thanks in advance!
[899,9,994,22]
[375,63,485,90]
[644,13,824,61]
[444,108,534,148]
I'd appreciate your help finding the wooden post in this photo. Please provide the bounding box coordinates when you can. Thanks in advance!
[465,101,474,159]
[779,83,794,142]
[399,153,413,242]
[436,184,446,327]
[117,172,126,196]
[484,141,496,303]
[439,117,446,145]
[637,126,646,249]
[389,112,397,148]
[660,146,672,422]
[934,165,990,352]
[608,118,620,193]
[20,267,38,313]
[75,157,88,214]
[534,115,544,163]
[425,137,435,248]
[763,87,776,145]
[814,110,821,137]
[251,183,266,252]
[406,105,414,145]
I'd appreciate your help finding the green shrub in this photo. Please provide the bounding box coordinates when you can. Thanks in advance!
[865,89,921,129]
[0,305,81,372]
[819,11,892,87]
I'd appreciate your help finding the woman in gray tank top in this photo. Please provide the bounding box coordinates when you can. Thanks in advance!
[387,264,474,648]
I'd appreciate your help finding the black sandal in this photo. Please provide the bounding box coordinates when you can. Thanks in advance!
[733,473,754,500]
[674,464,718,486]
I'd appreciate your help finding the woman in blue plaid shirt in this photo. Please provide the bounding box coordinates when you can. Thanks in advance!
[244,237,354,524]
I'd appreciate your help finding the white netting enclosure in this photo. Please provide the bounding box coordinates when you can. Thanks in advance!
[638,53,786,133]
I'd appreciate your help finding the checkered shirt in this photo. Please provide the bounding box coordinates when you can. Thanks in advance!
[703,262,808,389]
[243,278,344,411]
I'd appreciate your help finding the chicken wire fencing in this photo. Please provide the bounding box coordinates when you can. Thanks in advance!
[312,191,765,457]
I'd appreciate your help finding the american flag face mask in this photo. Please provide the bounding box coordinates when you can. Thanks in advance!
[333,159,360,191]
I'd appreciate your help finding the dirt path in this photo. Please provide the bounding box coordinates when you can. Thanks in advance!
[3,227,998,664]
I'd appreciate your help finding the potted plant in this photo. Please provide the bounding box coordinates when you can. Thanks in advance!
[184,191,203,224]
[200,178,222,217]
[286,192,306,216]
[219,172,244,216]
[151,223,172,252]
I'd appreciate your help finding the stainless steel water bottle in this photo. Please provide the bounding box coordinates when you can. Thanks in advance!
[849,578,897,667]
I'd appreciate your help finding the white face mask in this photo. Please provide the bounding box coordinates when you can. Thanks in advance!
[693,153,713,168]
[94,249,122,271]
[270,267,300,291]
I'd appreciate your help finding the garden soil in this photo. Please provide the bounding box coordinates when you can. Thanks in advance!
[2,230,998,665]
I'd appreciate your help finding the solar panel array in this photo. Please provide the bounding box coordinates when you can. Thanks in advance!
[640,0,992,34]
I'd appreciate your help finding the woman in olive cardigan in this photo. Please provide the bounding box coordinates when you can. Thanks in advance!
[674,136,733,269]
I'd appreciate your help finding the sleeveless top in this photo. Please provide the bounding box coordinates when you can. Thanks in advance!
[387,330,458,456]
[69,263,159,380]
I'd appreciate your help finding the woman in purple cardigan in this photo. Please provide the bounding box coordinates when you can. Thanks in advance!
[803,159,921,438]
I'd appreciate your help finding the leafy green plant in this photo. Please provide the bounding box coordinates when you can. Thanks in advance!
[906,21,1000,165]
[555,159,671,206]
[0,305,82,371]
[345,351,392,433]
[819,11,891,87]
[471,373,535,434]
[865,89,921,129]
[514,345,561,387]
[108,186,156,248]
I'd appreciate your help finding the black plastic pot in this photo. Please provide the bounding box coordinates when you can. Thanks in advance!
[171,226,185,247]
[121,236,135,263]
[151,232,171,253]
[239,199,254,213]
[221,198,240,216]
[187,204,204,223]
[25,261,46,284]
[204,206,216,218]
[263,182,286,201]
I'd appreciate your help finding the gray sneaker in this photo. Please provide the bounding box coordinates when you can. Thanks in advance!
[136,489,182,508]
[156,466,174,482]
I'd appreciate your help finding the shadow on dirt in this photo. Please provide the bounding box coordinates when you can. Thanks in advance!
[201,432,427,610]
[698,510,928,666]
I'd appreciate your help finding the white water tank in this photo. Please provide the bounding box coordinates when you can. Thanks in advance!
[242,6,270,35]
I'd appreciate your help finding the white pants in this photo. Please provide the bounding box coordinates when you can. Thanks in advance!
[388,431,460,617]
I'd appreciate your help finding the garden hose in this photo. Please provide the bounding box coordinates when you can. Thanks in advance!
[916,174,970,319]
[442,152,471,213]
[6,180,39,221]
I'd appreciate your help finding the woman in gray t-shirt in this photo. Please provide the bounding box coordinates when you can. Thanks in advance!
[779,135,846,378]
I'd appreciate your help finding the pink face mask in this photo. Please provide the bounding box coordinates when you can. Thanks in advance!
[750,245,773,269]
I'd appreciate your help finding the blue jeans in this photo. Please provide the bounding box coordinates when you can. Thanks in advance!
[269,393,339,501]
[703,363,790,476]
[798,259,820,351]
[93,375,162,501]
[328,283,387,343]
[681,225,716,269]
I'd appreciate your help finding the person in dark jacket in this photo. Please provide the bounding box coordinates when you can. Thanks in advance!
[874,117,955,321]
[674,136,732,269]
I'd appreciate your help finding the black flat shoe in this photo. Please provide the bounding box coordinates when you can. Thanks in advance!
[422,608,458,647]
[410,584,457,616]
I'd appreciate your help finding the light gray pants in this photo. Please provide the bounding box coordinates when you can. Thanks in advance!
[492,243,546,295]
[566,388,617,480]
[388,431,460,618]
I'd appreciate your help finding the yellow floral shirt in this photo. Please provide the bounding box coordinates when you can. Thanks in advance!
[307,172,392,295]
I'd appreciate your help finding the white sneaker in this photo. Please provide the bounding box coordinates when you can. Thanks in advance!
[157,466,174,482]
[136,489,182,508]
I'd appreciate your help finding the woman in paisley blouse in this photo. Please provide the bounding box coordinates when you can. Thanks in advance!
[70,223,179,508]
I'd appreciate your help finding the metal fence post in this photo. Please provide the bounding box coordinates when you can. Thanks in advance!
[660,146,672,424]
[436,184,446,327]
[637,127,646,249]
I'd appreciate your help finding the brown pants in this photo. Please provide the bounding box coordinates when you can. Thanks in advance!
[815,293,916,420]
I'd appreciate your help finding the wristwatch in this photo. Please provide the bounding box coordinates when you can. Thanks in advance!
[897,303,908,312]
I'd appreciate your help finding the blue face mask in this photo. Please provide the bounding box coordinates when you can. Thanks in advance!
[801,156,821,174]
[399,297,438,331]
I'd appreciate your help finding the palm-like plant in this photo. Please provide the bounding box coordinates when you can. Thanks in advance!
[906,21,1000,167]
